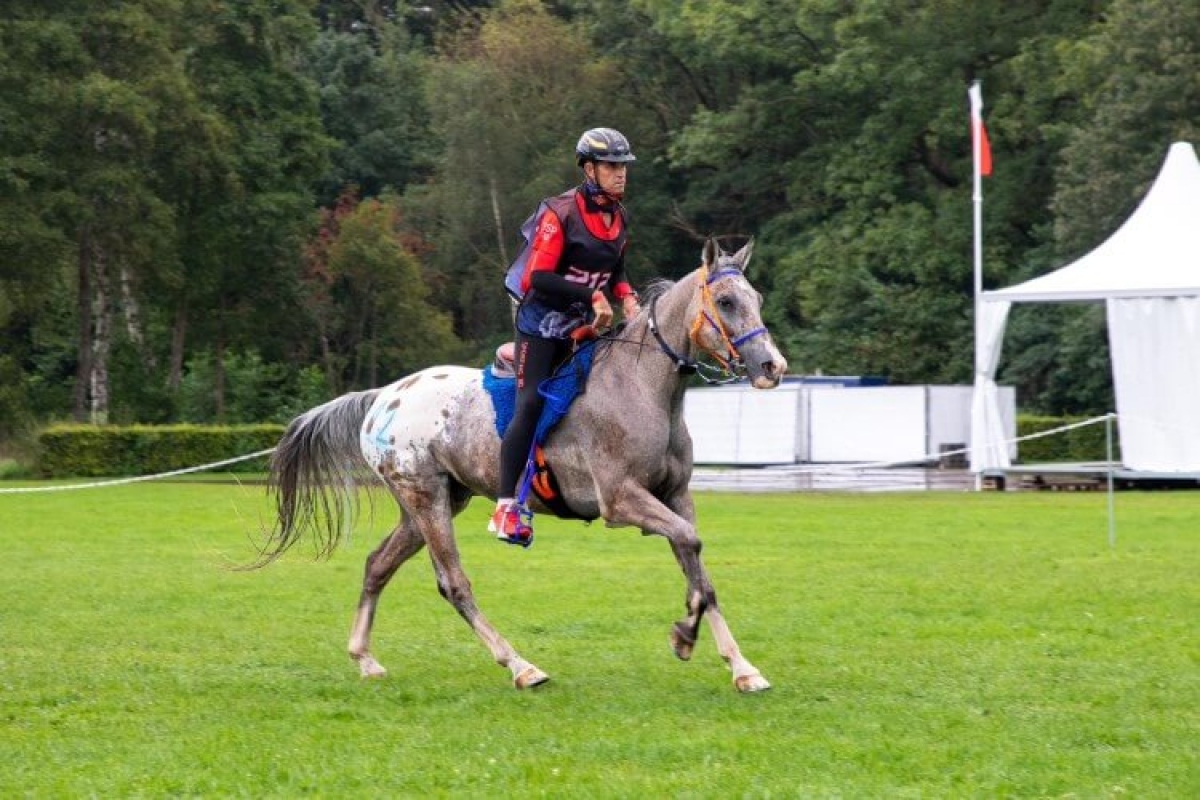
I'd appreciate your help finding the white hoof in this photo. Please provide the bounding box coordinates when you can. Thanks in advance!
[354,654,388,679]
[513,664,550,690]
[734,672,771,693]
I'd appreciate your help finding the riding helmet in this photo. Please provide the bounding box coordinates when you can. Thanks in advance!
[575,128,637,165]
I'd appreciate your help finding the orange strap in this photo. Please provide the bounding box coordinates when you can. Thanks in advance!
[687,266,741,369]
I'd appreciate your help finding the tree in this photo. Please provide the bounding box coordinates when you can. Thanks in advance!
[167,0,331,420]
[309,193,462,390]
[0,13,80,433]
[305,20,434,204]
[0,3,198,424]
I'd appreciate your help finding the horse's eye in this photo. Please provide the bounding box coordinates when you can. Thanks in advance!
[717,297,735,312]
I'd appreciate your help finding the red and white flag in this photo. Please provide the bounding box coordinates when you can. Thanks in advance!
[968,83,993,177]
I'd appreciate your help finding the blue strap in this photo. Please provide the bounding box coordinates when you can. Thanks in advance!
[706,268,743,284]
[731,326,768,348]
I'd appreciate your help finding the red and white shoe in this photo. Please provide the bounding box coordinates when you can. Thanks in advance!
[488,503,534,548]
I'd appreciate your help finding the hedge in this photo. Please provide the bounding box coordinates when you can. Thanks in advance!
[1016,415,1119,464]
[37,424,285,478]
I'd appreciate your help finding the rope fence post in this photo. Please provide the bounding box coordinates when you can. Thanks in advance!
[1106,412,1117,549]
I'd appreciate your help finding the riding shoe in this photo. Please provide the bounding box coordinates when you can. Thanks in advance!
[488,504,534,548]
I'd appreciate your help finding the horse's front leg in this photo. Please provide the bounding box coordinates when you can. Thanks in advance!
[662,491,771,692]
[604,483,770,693]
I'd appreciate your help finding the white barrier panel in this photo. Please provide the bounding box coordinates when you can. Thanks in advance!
[684,383,1016,466]
[683,385,800,465]
[808,386,927,462]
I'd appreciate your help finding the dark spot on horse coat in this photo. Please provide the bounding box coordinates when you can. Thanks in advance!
[399,375,421,390]
[387,397,402,410]
[365,418,374,434]
[441,408,451,419]
[433,373,449,380]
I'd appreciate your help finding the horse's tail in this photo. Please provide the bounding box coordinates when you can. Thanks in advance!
[250,389,382,568]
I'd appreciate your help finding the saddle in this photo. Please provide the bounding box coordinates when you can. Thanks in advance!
[491,342,517,380]
[482,341,599,522]
[491,330,597,379]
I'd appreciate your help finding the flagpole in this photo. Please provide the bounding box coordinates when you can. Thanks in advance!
[969,81,985,490]
[970,81,984,313]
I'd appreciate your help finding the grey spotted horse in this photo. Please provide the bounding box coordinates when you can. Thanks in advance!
[257,237,787,692]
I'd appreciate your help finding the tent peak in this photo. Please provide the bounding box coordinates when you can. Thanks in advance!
[985,140,1200,303]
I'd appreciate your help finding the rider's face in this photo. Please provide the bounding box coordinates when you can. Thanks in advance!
[588,161,628,198]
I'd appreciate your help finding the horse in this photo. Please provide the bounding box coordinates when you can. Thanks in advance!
[257,237,788,692]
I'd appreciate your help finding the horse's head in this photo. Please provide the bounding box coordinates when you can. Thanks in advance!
[692,237,788,389]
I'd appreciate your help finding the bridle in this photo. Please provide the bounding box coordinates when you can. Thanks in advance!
[646,264,769,384]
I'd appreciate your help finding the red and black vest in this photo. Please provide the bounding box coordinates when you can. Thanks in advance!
[523,189,628,310]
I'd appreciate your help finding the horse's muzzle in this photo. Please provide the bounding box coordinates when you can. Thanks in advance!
[751,357,787,389]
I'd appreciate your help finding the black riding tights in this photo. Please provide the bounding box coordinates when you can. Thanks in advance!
[499,331,571,499]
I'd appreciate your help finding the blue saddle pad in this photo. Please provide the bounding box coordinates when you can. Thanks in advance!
[482,343,597,446]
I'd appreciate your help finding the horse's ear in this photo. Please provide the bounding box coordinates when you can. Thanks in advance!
[702,237,719,270]
[732,237,755,273]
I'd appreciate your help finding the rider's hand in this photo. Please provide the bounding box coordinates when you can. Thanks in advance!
[591,291,613,331]
[621,293,641,320]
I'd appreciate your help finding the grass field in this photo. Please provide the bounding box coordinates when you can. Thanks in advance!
[1,481,1198,797]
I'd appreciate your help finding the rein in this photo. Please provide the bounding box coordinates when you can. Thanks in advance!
[644,265,768,385]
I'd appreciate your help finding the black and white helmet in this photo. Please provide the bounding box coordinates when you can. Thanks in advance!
[575,127,636,165]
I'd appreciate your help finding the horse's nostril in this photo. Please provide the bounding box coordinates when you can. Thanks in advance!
[762,361,778,377]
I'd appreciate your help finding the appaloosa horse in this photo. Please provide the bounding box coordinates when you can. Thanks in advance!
[258,238,787,691]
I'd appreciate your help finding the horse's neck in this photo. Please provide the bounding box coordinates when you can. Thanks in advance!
[594,269,700,414]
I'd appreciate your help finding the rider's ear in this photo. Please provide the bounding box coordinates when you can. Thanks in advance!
[702,238,719,269]
[733,237,755,273]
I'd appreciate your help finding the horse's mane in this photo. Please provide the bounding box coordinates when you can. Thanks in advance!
[588,277,678,369]
[640,278,676,305]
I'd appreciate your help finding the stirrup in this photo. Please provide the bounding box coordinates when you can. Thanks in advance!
[488,504,534,548]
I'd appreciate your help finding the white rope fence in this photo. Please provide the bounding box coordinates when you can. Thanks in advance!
[0,448,275,494]
[745,413,1115,476]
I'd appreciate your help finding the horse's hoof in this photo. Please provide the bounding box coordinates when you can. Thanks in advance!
[734,672,771,693]
[354,654,388,679]
[670,626,695,661]
[514,665,550,690]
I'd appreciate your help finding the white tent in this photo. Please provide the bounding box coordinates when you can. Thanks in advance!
[971,141,1200,473]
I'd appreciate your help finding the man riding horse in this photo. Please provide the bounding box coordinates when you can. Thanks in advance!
[493,128,642,546]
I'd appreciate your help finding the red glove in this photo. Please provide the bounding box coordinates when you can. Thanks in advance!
[570,325,597,343]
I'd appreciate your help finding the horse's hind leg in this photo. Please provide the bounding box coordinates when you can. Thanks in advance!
[348,515,425,678]
[406,477,549,689]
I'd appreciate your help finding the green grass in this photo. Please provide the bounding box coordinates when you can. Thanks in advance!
[1,484,1198,797]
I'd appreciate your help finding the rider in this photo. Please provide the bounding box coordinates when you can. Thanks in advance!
[490,127,642,546]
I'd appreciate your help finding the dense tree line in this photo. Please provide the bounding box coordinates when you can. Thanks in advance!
[1,0,1197,443]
